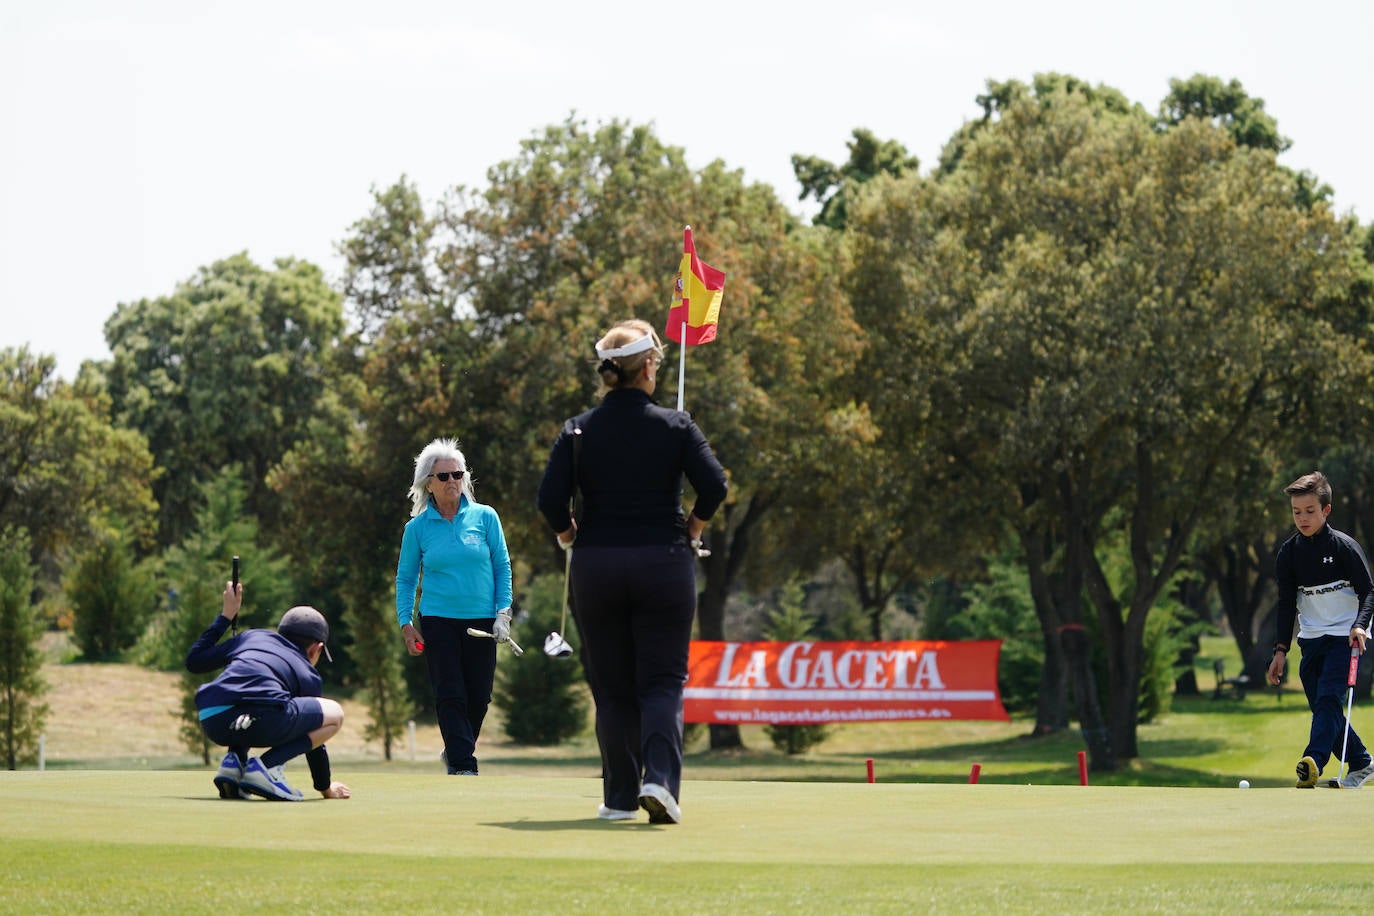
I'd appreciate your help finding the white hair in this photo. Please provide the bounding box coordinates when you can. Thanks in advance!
[408,438,475,517]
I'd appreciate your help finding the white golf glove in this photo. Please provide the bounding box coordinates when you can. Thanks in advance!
[493,608,513,643]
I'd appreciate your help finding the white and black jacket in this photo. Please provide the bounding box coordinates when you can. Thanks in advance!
[1273,523,1374,651]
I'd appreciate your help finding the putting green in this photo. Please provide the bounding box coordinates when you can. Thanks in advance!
[3,772,1372,913]
[3,771,1370,862]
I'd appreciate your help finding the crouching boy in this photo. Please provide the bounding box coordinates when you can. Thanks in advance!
[185,579,351,801]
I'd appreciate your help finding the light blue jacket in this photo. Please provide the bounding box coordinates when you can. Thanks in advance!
[395,496,513,626]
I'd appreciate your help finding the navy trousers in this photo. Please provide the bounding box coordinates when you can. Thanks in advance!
[571,543,696,812]
[420,615,497,773]
[1299,634,1370,772]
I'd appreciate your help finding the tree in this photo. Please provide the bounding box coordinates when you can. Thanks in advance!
[761,581,829,755]
[0,347,158,577]
[65,525,157,660]
[492,570,588,745]
[101,254,345,548]
[338,176,447,340]
[0,526,48,770]
[344,593,413,760]
[845,76,1368,767]
[1157,74,1289,153]
[268,334,425,756]
[792,128,920,230]
[328,119,865,751]
[163,470,294,763]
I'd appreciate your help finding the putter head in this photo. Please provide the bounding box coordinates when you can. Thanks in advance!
[544,631,574,658]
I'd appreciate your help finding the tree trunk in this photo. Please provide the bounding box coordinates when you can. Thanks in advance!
[1020,518,1109,761]
[1060,623,1114,769]
[1060,472,1120,771]
[1204,535,1276,687]
[1172,576,1206,696]
[1019,525,1069,735]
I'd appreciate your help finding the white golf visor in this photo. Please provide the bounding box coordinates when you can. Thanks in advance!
[595,334,657,360]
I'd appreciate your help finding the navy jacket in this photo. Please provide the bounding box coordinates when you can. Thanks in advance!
[186,615,322,712]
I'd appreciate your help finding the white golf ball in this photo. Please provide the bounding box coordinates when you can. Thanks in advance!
[1238,779,1250,789]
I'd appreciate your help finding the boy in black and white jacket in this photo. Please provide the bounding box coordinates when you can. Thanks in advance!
[1267,471,1374,788]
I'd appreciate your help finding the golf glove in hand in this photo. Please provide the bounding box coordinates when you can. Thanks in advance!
[691,537,711,558]
[493,608,513,643]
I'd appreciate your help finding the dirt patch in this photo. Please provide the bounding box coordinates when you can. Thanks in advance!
[39,661,415,764]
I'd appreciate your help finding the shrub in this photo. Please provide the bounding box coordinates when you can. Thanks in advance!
[1,526,48,769]
[763,581,830,755]
[492,570,588,745]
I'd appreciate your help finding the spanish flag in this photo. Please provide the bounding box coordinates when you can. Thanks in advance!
[665,226,725,345]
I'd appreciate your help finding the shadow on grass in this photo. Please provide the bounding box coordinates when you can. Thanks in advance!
[482,819,660,832]
[1175,698,1298,715]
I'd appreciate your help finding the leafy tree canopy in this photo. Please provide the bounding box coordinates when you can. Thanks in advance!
[0,347,157,576]
[792,128,920,229]
[101,254,345,547]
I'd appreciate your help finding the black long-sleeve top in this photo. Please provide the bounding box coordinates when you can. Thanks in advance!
[536,388,728,547]
[1273,523,1374,652]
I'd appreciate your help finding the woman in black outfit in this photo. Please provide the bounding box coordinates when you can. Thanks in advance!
[537,319,728,824]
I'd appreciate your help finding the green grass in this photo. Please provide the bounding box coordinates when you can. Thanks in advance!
[7,633,1361,912]
[3,771,1374,913]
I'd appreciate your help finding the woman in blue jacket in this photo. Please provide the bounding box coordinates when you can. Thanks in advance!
[396,437,514,775]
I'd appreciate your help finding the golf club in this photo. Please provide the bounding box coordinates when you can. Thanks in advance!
[545,548,574,659]
[1333,645,1360,786]
[466,626,524,656]
[230,555,240,635]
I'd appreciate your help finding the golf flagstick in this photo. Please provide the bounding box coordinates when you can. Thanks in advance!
[677,319,687,412]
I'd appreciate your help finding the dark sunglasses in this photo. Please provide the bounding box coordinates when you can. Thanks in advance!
[430,470,465,482]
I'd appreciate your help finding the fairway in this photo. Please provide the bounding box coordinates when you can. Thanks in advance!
[5,772,1374,913]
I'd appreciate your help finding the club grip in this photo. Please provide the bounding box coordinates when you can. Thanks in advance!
[231,556,240,588]
[1350,647,1360,688]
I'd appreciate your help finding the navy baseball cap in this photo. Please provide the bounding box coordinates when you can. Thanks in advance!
[277,606,333,662]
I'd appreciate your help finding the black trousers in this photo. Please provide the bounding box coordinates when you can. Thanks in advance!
[419,615,497,773]
[571,543,696,811]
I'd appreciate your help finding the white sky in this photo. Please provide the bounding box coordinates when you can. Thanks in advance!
[3,0,1371,380]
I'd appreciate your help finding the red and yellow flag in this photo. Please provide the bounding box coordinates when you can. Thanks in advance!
[665,226,725,345]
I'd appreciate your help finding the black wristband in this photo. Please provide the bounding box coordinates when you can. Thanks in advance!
[307,745,331,792]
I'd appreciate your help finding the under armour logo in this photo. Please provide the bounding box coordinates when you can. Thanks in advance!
[1323,556,1335,564]
[231,714,256,731]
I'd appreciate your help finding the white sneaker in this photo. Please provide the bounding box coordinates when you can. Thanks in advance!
[597,805,638,821]
[239,757,304,801]
[1339,759,1374,789]
[638,783,681,824]
[213,750,245,800]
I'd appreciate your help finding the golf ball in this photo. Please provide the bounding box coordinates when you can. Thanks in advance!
[1238,779,1250,789]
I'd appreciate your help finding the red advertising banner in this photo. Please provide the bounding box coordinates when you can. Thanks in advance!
[684,640,1009,724]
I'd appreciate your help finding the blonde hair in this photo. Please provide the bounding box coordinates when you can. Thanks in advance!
[595,319,665,391]
[407,438,475,517]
